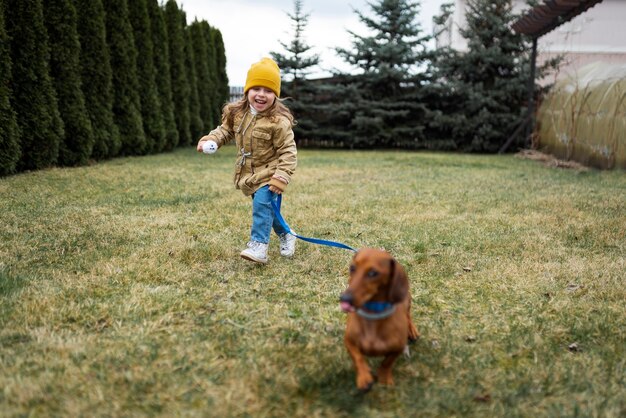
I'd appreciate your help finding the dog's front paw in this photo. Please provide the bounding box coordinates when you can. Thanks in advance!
[357,372,375,392]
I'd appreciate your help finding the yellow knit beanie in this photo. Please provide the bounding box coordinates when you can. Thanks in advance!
[244,58,281,97]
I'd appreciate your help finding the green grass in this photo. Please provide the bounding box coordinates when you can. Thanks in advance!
[1,146,624,417]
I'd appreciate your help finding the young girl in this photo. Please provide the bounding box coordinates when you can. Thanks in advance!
[197,57,297,264]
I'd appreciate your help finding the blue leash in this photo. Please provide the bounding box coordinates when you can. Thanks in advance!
[271,194,357,252]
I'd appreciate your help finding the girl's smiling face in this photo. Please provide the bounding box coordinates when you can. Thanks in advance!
[247,86,276,112]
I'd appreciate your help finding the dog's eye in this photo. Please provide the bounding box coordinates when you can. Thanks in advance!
[349,265,356,274]
[367,269,378,278]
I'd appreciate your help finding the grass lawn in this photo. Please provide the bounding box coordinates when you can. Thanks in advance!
[1,146,624,417]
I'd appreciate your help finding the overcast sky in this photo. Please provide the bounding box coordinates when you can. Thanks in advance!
[177,0,448,86]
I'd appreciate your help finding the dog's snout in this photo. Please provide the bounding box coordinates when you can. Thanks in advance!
[339,292,353,304]
[339,291,355,313]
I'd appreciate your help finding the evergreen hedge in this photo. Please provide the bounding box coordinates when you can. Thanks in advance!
[129,0,166,154]
[6,0,64,171]
[190,21,215,131]
[1,0,227,177]
[184,20,204,141]
[200,21,222,129]
[0,0,20,176]
[165,0,191,146]
[147,0,178,151]
[44,0,94,166]
[211,28,229,113]
[74,0,121,160]
[104,0,147,156]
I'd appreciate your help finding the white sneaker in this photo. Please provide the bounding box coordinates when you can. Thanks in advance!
[240,241,268,264]
[278,232,297,257]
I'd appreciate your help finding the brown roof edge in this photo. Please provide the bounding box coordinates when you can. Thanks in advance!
[512,0,604,38]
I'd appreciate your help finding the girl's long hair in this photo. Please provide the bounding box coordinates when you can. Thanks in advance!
[222,94,295,129]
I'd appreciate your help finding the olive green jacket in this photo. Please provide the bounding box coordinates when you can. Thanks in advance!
[201,110,297,196]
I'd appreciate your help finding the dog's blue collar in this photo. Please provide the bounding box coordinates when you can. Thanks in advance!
[363,301,393,312]
[356,301,396,320]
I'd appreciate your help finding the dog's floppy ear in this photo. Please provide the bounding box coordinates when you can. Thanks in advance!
[387,258,409,304]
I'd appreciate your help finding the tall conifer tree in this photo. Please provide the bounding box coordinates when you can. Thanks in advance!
[104,0,147,155]
[75,0,121,159]
[184,20,203,140]
[128,0,165,154]
[0,0,20,175]
[43,0,94,166]
[165,0,191,146]
[271,0,320,99]
[431,0,559,152]
[430,0,529,152]
[6,0,64,170]
[211,28,229,111]
[202,24,221,125]
[270,0,320,140]
[147,0,178,151]
[190,21,214,132]
[337,0,431,148]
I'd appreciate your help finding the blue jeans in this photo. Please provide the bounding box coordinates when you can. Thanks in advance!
[250,186,289,244]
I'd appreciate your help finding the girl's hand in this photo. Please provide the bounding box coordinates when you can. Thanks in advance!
[197,135,213,152]
[269,175,288,194]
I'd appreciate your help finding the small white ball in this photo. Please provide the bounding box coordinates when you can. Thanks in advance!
[202,140,218,154]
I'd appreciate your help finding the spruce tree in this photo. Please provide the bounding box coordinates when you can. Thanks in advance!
[270,0,320,99]
[128,0,165,154]
[430,0,538,152]
[74,0,121,160]
[270,0,320,141]
[6,0,64,171]
[190,20,214,131]
[43,0,94,166]
[147,0,178,151]
[164,0,191,146]
[299,77,359,146]
[104,0,147,156]
[336,0,432,148]
[418,1,460,149]
[0,0,20,176]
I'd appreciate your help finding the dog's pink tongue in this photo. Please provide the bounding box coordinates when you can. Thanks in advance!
[340,301,355,313]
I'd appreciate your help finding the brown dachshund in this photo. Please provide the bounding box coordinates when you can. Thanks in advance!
[339,248,419,391]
